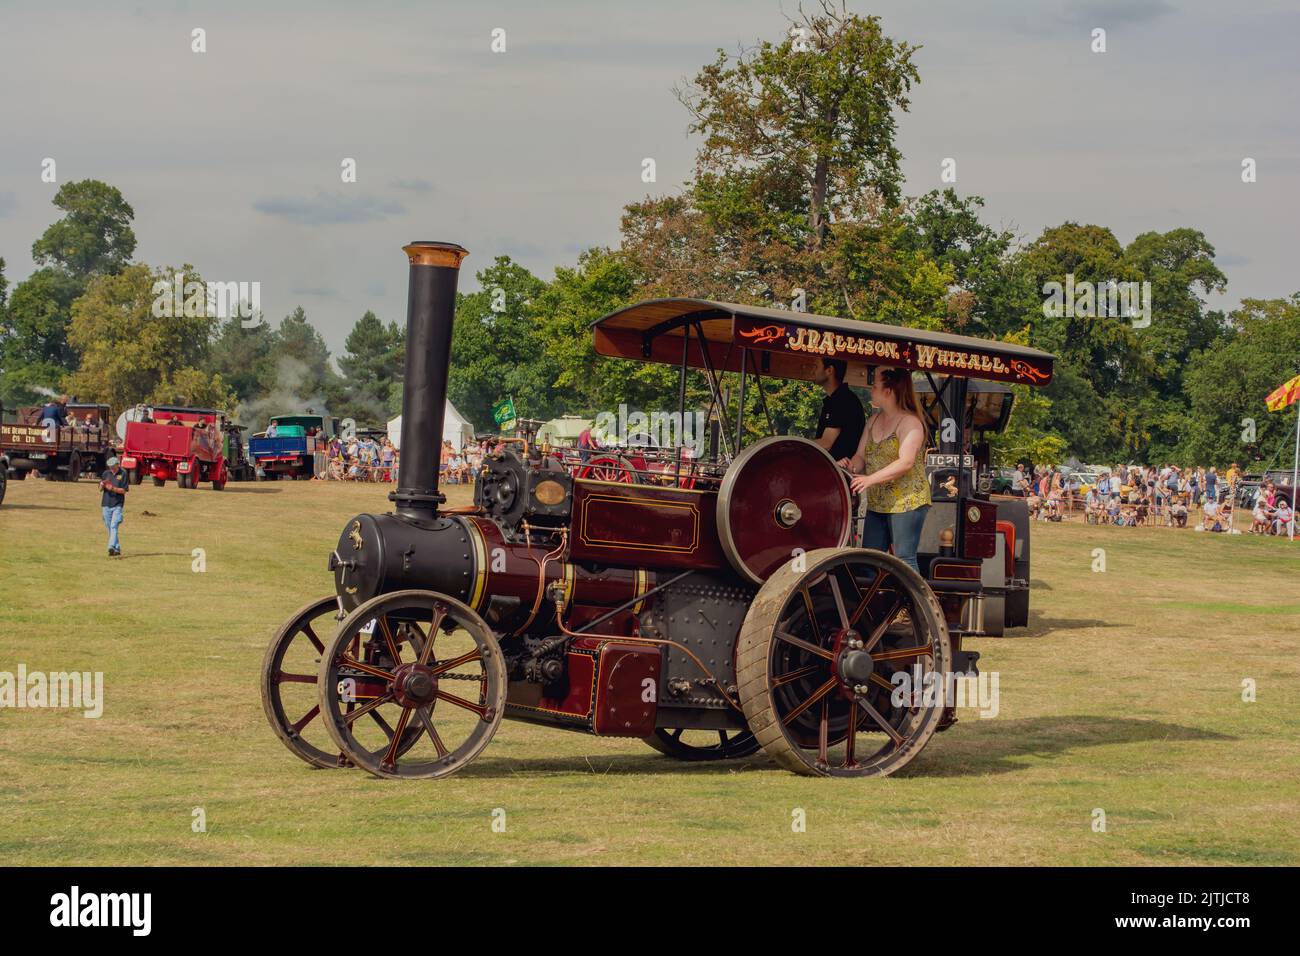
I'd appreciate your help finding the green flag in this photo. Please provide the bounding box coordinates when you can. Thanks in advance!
[492,397,517,431]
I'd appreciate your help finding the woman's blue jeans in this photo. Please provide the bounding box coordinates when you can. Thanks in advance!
[862,506,930,574]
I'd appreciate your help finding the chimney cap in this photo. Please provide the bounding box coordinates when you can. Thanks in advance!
[403,241,469,269]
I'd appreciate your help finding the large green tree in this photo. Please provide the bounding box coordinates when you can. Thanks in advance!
[620,6,954,443]
[1008,222,1227,463]
[31,180,136,277]
[1183,296,1300,468]
[447,257,552,430]
[62,263,232,410]
[0,180,137,406]
[678,0,919,236]
[336,310,403,421]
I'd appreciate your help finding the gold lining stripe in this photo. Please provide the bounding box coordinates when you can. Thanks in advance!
[465,519,489,611]
[575,477,714,495]
[632,568,649,614]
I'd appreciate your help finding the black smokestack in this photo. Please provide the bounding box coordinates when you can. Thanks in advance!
[390,241,468,522]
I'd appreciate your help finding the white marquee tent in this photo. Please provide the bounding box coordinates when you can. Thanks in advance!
[387,400,475,450]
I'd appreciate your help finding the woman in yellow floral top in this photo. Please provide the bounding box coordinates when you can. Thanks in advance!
[837,367,931,574]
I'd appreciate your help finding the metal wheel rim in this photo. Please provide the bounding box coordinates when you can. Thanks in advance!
[736,547,951,778]
[318,590,506,780]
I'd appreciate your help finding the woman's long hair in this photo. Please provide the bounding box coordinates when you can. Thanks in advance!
[877,367,923,417]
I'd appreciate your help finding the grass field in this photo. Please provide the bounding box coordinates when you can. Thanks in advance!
[2,475,1298,866]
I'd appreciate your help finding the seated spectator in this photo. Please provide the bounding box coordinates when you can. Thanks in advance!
[1202,497,1222,532]
[1251,499,1270,534]
[1084,488,1102,524]
[1170,496,1189,528]
[1274,498,1294,537]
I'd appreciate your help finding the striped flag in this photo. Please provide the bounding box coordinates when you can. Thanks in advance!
[1266,373,1300,412]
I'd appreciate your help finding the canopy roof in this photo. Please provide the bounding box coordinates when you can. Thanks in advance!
[592,298,1054,388]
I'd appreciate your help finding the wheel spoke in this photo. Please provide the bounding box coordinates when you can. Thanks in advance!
[782,677,837,724]
[849,569,890,628]
[338,656,394,681]
[276,671,316,685]
[291,704,320,733]
[774,629,834,661]
[827,573,850,629]
[854,694,906,747]
[428,648,482,677]
[771,662,822,688]
[301,622,325,654]
[377,615,403,666]
[415,706,448,757]
[416,605,447,666]
[341,693,393,726]
[872,643,932,664]
[868,672,895,693]
[368,709,397,739]
[436,689,488,718]
[800,588,822,645]
[380,707,414,770]
[862,597,904,654]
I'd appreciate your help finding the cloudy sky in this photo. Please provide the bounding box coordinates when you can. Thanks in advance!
[2,0,1297,352]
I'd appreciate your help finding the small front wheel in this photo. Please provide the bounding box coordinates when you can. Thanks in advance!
[318,590,507,779]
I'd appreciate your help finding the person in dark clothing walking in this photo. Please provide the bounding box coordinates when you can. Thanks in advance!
[100,456,129,556]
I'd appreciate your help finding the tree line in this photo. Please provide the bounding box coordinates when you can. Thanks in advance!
[2,5,1296,467]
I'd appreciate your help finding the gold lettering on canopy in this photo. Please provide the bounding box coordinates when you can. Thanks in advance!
[747,320,1045,383]
[787,326,900,361]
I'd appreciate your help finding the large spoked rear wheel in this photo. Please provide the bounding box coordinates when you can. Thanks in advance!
[644,727,760,761]
[737,547,951,778]
[318,590,506,780]
[261,595,422,769]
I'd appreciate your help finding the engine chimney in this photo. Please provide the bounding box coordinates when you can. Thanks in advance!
[390,241,469,523]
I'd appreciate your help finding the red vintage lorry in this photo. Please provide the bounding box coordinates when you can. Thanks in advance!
[121,405,229,489]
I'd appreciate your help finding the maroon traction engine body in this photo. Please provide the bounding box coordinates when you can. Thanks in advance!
[260,240,1056,780]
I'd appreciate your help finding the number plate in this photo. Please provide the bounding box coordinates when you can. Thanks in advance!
[29,452,48,459]
[926,453,973,469]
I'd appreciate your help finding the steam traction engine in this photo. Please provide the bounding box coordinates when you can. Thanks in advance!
[262,241,1056,779]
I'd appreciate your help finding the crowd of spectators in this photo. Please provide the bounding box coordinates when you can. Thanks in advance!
[1007,463,1294,536]
[318,436,497,484]
[319,434,399,482]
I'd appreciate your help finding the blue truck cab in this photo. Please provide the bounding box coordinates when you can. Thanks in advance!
[249,414,340,480]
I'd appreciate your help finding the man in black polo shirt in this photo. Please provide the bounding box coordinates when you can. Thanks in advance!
[99,456,129,557]
[813,358,865,462]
